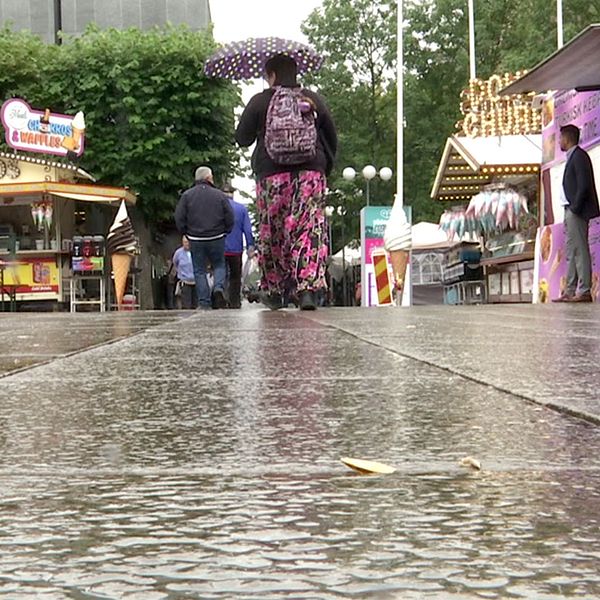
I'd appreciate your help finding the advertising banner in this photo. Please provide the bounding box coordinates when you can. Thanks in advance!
[534,217,600,303]
[1,257,60,298]
[360,205,411,307]
[1,98,85,157]
[542,90,600,169]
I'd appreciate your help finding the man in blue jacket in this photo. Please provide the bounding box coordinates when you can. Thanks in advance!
[175,167,234,309]
[223,185,255,309]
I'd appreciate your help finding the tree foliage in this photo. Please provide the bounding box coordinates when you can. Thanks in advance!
[0,25,239,224]
[303,0,600,241]
[302,0,397,249]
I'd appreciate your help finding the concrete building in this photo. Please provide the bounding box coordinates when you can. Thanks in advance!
[0,0,211,43]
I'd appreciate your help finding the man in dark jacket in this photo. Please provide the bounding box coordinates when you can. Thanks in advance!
[555,125,600,303]
[175,166,234,309]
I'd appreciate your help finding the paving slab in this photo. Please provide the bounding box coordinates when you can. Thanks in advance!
[0,306,599,598]
[307,304,600,424]
[0,311,191,376]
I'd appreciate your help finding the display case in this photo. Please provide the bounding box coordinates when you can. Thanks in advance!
[442,242,485,305]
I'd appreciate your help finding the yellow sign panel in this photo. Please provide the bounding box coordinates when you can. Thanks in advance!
[458,73,542,137]
[2,257,59,295]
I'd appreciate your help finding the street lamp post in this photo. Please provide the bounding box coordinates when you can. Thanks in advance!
[397,0,403,209]
[342,166,393,206]
[557,0,564,48]
[324,205,334,256]
[337,206,347,305]
[325,204,348,306]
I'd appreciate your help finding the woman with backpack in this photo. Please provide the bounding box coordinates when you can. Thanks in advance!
[235,54,338,311]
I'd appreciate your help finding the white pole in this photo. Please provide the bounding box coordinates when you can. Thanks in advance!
[557,0,564,48]
[468,0,476,79]
[396,0,403,208]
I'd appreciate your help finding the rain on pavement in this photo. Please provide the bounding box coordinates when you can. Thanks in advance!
[0,306,599,599]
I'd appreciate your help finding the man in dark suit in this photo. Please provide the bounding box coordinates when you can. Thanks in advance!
[554,124,600,303]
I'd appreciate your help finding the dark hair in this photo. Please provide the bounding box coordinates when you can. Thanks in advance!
[264,54,297,86]
[560,124,580,145]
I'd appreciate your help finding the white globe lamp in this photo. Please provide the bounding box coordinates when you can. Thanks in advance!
[342,167,356,181]
[362,165,377,180]
[379,167,393,181]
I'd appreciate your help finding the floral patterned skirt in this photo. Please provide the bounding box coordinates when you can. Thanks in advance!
[256,170,328,296]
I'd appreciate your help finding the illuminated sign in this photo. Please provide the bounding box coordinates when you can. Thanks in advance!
[1,98,85,157]
[457,73,542,138]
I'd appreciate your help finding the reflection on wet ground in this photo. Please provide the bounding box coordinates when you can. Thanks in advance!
[0,308,599,598]
[0,312,189,375]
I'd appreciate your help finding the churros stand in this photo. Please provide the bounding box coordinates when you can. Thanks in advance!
[431,74,543,303]
[0,98,136,310]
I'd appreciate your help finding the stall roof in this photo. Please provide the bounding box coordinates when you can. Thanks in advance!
[431,135,542,202]
[0,151,95,181]
[0,181,136,205]
[501,24,600,95]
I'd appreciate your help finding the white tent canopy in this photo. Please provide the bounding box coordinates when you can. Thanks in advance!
[412,222,453,250]
[328,242,361,280]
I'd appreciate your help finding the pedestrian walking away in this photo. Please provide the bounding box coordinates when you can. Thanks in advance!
[553,124,600,303]
[174,166,234,309]
[223,185,255,309]
[235,53,338,311]
[171,236,198,309]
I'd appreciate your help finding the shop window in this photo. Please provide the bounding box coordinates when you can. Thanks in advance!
[415,253,443,285]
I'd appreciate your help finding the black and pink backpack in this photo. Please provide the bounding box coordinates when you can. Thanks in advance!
[264,87,318,166]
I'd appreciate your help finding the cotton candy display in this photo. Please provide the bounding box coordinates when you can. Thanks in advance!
[441,187,529,240]
[31,201,53,231]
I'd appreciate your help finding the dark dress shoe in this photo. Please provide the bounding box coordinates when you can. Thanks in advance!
[572,291,593,303]
[552,293,575,303]
[299,290,317,311]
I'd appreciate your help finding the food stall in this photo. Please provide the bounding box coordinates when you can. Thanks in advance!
[500,24,600,303]
[0,98,136,309]
[431,73,543,303]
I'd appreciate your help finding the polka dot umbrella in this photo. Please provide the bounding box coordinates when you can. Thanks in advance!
[204,37,324,80]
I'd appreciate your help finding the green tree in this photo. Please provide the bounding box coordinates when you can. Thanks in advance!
[304,0,600,234]
[302,0,397,250]
[0,27,57,103]
[0,25,240,224]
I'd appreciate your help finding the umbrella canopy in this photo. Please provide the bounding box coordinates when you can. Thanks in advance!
[204,37,324,80]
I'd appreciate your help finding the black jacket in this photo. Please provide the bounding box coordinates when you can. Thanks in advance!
[235,87,338,181]
[175,181,234,240]
[563,146,600,221]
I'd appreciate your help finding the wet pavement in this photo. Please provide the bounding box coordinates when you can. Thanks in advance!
[0,312,188,376]
[0,306,600,598]
[308,304,600,424]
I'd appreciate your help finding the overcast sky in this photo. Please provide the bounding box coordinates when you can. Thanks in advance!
[209,0,324,199]
[211,0,323,44]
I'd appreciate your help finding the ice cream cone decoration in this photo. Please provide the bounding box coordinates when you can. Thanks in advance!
[111,253,132,307]
[106,200,138,310]
[388,250,409,292]
[383,195,412,297]
[62,111,85,153]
